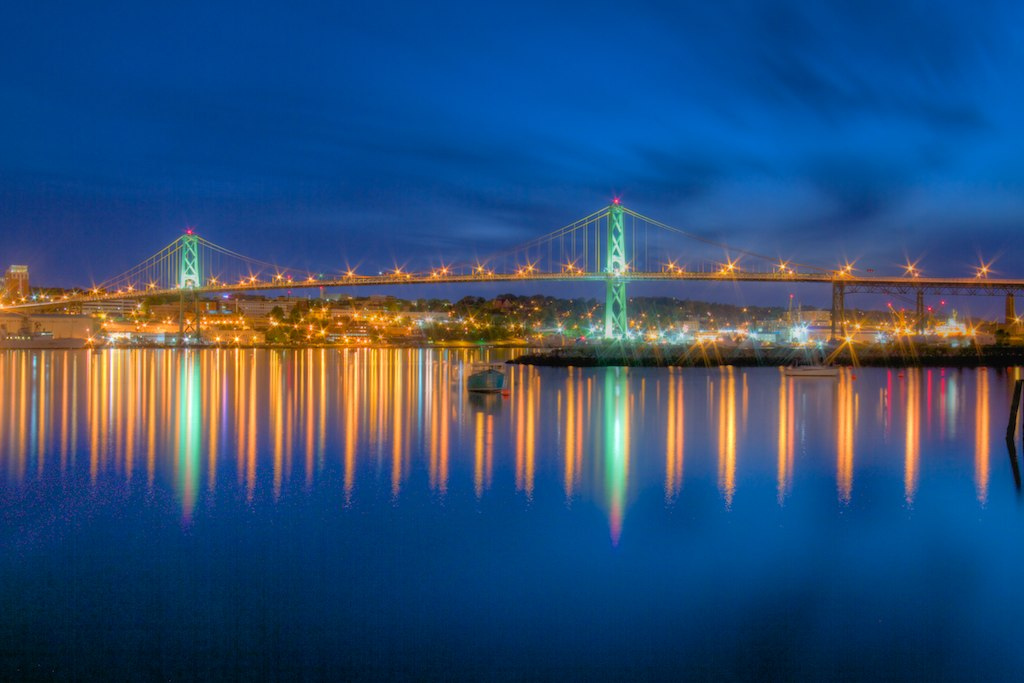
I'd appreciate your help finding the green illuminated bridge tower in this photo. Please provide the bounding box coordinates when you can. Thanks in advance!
[178,231,200,289]
[604,201,628,338]
[177,230,202,340]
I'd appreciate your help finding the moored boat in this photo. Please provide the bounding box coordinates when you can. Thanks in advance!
[467,364,506,393]
[0,331,88,349]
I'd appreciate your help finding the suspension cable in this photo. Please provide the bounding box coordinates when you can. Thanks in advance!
[622,208,829,273]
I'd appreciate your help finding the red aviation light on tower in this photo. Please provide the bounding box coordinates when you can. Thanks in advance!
[612,197,620,205]
[185,227,194,236]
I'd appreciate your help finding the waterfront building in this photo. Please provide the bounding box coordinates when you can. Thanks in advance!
[0,313,95,339]
[235,297,302,318]
[81,300,138,317]
[4,265,29,299]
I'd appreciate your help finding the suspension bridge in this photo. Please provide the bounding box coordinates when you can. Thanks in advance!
[5,201,1024,340]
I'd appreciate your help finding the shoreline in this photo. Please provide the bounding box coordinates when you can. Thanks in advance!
[7,342,1024,368]
[511,345,1024,368]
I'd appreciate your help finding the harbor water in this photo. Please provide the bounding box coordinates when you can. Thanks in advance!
[2,348,1024,679]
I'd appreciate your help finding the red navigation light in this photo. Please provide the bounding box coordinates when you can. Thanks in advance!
[185,228,193,235]
[612,197,620,205]
[940,300,946,306]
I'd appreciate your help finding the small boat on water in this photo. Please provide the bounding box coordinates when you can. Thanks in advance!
[783,354,839,378]
[466,363,507,393]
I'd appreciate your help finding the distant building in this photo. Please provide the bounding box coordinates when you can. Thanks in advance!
[805,325,833,342]
[798,309,831,325]
[81,300,139,317]
[404,311,447,323]
[236,297,301,319]
[680,317,702,334]
[4,265,29,300]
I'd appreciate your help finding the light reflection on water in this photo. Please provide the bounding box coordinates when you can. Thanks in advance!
[3,349,1024,678]
[2,349,1021,525]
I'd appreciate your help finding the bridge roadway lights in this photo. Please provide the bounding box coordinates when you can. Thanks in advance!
[604,203,628,339]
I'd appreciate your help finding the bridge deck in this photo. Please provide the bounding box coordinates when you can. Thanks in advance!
[7,272,1024,311]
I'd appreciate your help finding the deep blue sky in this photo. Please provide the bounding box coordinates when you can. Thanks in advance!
[2,0,1023,302]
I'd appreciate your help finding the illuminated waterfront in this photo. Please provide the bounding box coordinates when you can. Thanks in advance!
[2,349,1024,678]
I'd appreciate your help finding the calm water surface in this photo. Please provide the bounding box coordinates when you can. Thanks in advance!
[2,349,1024,680]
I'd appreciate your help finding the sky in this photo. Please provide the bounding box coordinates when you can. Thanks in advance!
[2,0,1023,310]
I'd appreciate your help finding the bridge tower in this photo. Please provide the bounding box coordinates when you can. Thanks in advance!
[177,231,202,342]
[178,232,200,289]
[604,201,628,338]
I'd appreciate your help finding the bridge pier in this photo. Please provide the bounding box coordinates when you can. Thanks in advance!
[178,289,201,344]
[830,281,846,342]
[915,289,925,335]
[1007,293,1017,329]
